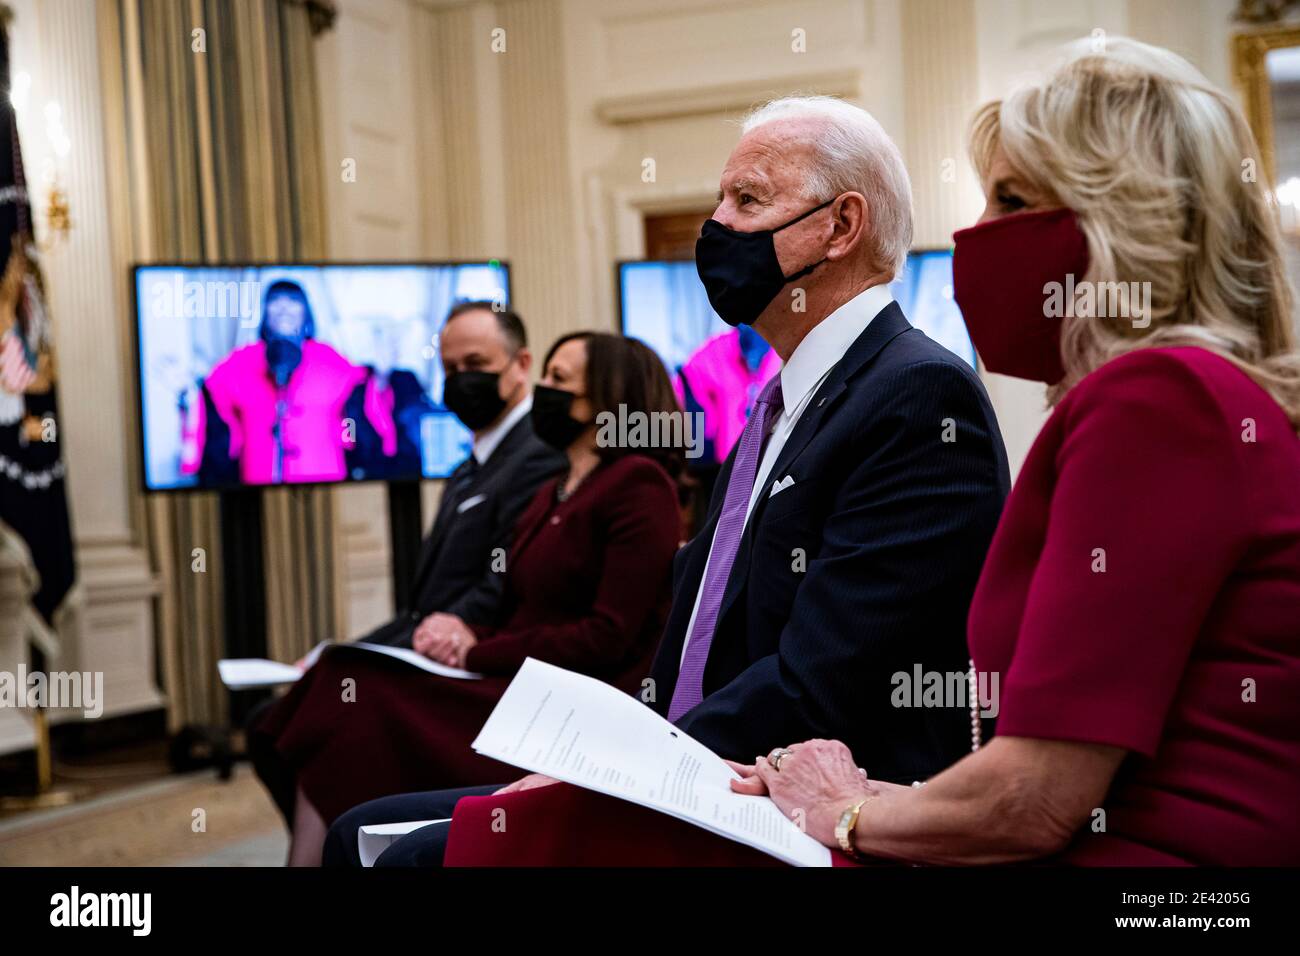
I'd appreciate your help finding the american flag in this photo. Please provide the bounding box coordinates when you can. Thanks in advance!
[0,21,75,635]
[0,331,36,393]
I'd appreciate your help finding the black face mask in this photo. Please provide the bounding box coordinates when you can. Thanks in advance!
[443,370,508,431]
[531,384,588,450]
[695,198,835,327]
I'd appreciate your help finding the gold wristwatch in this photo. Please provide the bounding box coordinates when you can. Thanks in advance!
[834,796,870,859]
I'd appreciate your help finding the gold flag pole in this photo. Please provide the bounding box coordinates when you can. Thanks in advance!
[0,708,79,811]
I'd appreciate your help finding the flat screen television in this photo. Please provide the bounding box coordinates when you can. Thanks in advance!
[617,250,974,465]
[133,261,510,492]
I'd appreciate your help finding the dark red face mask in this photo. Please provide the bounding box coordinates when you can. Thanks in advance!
[952,207,1090,385]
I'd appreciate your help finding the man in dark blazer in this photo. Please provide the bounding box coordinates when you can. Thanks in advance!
[323,97,1009,866]
[644,300,1006,783]
[337,301,565,647]
[249,302,564,821]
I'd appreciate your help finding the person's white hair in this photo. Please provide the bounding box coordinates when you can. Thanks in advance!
[742,95,914,278]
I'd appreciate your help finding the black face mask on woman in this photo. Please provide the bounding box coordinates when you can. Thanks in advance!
[443,370,508,431]
[264,336,303,389]
[531,384,588,450]
[694,198,834,327]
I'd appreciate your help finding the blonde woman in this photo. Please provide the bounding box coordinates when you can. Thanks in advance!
[428,37,1300,867]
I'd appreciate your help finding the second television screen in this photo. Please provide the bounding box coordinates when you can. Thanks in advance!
[619,252,975,466]
[135,261,509,491]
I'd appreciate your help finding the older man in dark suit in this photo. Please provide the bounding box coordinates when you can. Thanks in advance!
[248,302,564,836]
[324,95,1009,866]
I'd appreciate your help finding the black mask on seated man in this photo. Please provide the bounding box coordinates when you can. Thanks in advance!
[443,370,508,431]
[694,198,835,327]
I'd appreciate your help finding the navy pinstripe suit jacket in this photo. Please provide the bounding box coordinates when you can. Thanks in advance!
[647,302,1010,784]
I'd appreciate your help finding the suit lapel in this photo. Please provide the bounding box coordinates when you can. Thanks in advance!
[711,303,913,629]
[413,455,476,585]
[709,377,846,625]
[411,415,535,587]
[506,482,553,559]
[748,379,847,525]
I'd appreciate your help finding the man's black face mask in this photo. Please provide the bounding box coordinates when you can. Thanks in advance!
[694,198,834,327]
[443,369,508,431]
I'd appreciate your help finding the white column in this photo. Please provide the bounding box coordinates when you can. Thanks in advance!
[908,0,1077,478]
[496,0,580,351]
[902,0,985,248]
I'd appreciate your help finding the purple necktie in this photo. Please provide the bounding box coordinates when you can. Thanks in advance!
[668,374,784,722]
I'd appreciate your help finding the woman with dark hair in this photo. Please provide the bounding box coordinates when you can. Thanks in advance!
[258,330,686,865]
[414,330,689,667]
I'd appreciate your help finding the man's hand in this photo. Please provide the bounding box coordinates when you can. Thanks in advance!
[492,773,560,795]
[412,612,478,667]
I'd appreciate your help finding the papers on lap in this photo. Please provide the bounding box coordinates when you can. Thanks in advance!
[358,819,451,867]
[470,657,832,867]
[217,658,303,690]
[217,640,481,690]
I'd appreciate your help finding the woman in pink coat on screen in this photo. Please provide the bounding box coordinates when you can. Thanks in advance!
[180,280,397,485]
[674,323,780,466]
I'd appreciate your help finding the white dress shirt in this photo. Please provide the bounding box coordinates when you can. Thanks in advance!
[679,284,895,665]
[472,393,532,465]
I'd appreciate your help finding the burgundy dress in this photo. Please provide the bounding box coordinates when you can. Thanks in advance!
[441,347,1300,866]
[256,454,681,823]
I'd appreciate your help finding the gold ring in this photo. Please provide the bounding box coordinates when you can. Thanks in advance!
[768,747,793,771]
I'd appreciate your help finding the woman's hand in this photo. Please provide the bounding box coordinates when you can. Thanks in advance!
[724,759,763,790]
[493,773,560,795]
[729,739,875,847]
[412,612,478,667]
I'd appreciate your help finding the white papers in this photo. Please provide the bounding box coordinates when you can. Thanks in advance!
[217,640,481,690]
[470,658,831,867]
[347,641,482,681]
[217,642,326,689]
[217,658,304,691]
[358,819,451,867]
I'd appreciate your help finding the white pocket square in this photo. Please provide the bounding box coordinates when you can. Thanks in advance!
[456,493,487,514]
[768,475,796,498]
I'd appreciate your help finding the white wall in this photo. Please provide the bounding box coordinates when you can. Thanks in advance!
[558,0,908,330]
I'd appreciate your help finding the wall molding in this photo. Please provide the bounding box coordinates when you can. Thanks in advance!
[594,68,861,125]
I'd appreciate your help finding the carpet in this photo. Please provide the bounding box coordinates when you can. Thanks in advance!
[0,765,287,866]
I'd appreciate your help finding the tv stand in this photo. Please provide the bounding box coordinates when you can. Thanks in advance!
[219,488,267,724]
[178,482,422,764]
[386,480,423,613]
